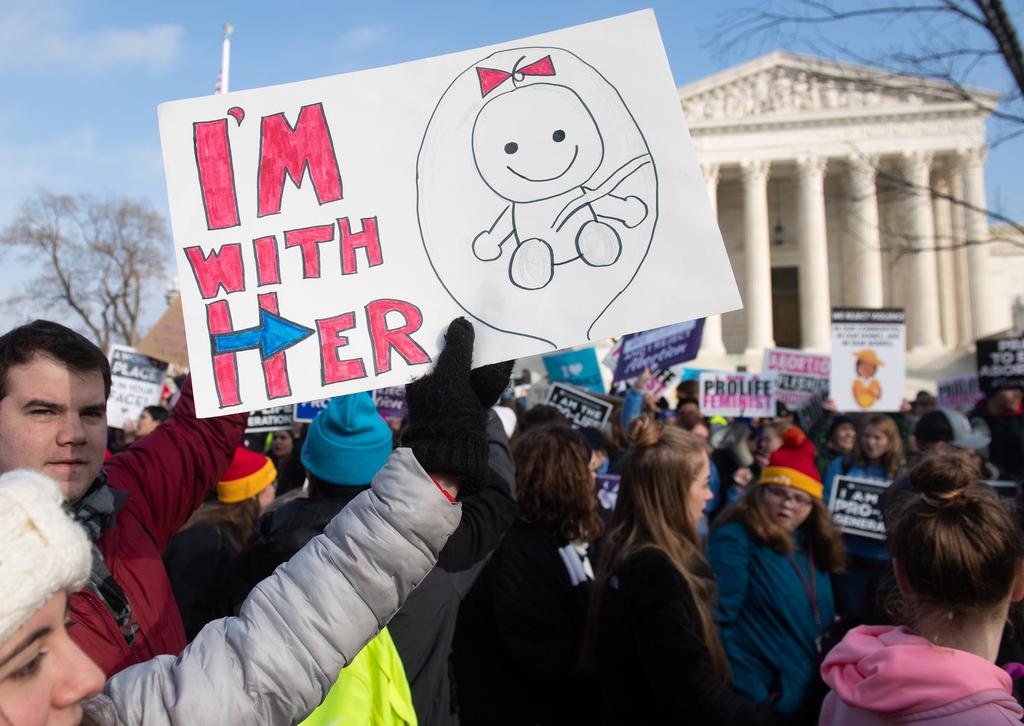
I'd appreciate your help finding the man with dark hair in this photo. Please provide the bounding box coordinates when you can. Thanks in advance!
[676,395,702,430]
[0,319,246,676]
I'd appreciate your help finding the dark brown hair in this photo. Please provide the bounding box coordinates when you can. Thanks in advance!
[716,488,845,573]
[512,425,604,543]
[890,455,1024,622]
[587,417,729,681]
[0,320,111,399]
[182,497,264,552]
[854,414,904,479]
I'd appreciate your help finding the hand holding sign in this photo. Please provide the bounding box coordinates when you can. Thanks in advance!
[402,318,489,496]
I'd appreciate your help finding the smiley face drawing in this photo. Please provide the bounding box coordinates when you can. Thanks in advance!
[418,47,658,348]
[470,55,651,290]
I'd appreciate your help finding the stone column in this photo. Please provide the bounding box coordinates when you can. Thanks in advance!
[931,169,958,349]
[949,171,974,348]
[741,159,774,355]
[902,150,943,352]
[796,155,831,351]
[959,147,994,340]
[698,163,727,356]
[846,155,884,307]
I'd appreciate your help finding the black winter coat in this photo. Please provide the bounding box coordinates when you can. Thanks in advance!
[593,548,782,725]
[453,520,599,725]
[234,491,362,596]
[163,522,240,641]
[390,411,517,726]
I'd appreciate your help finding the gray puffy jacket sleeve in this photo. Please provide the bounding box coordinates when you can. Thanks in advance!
[93,448,460,725]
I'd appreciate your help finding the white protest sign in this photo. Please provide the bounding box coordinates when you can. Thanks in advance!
[827,475,890,541]
[158,11,741,417]
[698,372,777,418]
[245,406,294,433]
[545,382,614,428]
[107,345,168,430]
[762,347,830,410]
[830,308,906,413]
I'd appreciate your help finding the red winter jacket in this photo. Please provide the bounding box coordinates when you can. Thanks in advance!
[69,376,247,677]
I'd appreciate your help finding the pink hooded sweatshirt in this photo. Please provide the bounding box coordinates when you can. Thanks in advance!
[820,625,1023,725]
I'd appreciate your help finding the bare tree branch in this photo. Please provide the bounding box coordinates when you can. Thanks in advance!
[0,191,170,350]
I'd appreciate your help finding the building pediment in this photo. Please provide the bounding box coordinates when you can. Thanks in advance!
[680,51,999,125]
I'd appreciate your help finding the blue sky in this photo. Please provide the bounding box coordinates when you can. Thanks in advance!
[2,0,1021,322]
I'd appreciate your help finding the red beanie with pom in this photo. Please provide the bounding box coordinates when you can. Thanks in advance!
[758,427,822,500]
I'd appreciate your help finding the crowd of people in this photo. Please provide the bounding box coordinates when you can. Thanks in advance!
[0,316,1023,724]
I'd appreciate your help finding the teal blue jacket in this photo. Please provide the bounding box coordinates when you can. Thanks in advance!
[708,522,834,714]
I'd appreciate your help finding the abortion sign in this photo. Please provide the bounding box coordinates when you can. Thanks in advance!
[158,11,740,417]
[107,346,169,430]
[827,475,889,541]
[698,372,777,418]
[762,348,830,409]
[976,336,1024,394]
[546,382,614,428]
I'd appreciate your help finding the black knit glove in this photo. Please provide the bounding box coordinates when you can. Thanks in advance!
[470,359,515,408]
[402,318,488,496]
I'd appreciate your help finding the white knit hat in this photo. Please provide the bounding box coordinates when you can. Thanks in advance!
[0,470,92,644]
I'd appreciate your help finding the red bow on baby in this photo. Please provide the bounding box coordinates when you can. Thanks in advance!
[476,55,556,97]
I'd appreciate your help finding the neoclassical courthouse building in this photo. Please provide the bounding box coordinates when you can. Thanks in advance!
[682,52,1024,378]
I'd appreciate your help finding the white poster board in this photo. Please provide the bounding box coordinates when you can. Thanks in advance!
[107,345,168,430]
[830,308,906,413]
[698,371,777,418]
[158,11,740,417]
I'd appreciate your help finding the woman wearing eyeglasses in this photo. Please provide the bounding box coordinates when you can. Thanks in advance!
[709,427,845,716]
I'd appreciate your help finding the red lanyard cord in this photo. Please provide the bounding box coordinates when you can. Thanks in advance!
[787,550,819,629]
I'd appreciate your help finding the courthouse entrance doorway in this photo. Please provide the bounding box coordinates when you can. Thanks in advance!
[772,266,802,349]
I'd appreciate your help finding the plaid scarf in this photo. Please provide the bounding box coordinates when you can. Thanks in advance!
[72,473,138,646]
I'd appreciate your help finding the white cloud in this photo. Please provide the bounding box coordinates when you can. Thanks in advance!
[337,24,388,52]
[0,0,183,74]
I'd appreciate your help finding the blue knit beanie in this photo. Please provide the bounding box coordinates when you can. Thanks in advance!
[301,392,393,486]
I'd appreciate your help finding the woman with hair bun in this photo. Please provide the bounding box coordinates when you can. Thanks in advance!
[585,417,781,724]
[710,427,844,716]
[820,455,1024,724]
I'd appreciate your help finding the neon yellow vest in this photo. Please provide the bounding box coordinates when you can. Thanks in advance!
[300,627,416,726]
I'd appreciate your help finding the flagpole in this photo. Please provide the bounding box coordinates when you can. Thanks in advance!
[219,23,233,94]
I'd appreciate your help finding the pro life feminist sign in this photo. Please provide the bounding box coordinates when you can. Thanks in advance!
[158,11,740,417]
[698,372,777,418]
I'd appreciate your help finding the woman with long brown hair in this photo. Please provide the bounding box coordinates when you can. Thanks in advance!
[823,413,906,622]
[163,447,277,639]
[585,417,780,724]
[454,424,604,725]
[709,427,844,716]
